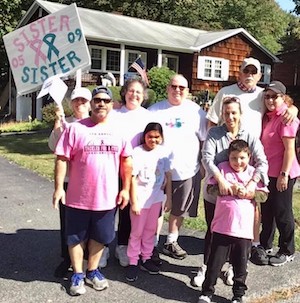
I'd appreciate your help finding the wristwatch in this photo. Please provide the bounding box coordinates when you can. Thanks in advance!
[280,171,288,177]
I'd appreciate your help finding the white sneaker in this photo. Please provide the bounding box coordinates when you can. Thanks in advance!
[115,245,129,267]
[224,265,234,286]
[193,265,207,287]
[197,295,211,303]
[99,246,110,268]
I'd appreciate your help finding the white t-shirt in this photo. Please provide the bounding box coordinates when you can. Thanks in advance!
[206,83,265,138]
[114,106,152,148]
[148,99,206,181]
[132,145,171,209]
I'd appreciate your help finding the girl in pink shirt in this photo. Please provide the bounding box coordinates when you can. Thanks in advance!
[260,81,300,267]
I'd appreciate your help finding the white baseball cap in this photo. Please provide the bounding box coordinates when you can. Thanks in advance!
[240,57,261,74]
[71,87,92,101]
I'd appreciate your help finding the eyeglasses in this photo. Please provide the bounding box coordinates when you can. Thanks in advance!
[170,85,187,91]
[264,94,280,100]
[243,68,258,75]
[93,98,112,104]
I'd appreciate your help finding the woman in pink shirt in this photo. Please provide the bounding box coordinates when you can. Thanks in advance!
[260,81,300,266]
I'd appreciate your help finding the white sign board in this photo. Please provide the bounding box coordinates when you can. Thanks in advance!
[3,3,91,95]
[37,75,68,106]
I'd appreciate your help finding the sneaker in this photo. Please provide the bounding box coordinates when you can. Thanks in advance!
[115,245,129,267]
[231,296,243,303]
[192,265,206,287]
[99,246,110,268]
[197,295,212,303]
[54,258,71,278]
[85,269,109,291]
[269,253,295,267]
[224,265,234,286]
[250,245,269,265]
[151,246,163,266]
[254,190,268,203]
[265,248,273,254]
[126,265,138,282]
[140,259,160,274]
[162,242,187,259]
[70,273,86,296]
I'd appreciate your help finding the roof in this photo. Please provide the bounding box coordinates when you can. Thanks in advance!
[19,0,280,61]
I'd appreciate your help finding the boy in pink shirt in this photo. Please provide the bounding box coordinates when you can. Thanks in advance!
[198,140,268,303]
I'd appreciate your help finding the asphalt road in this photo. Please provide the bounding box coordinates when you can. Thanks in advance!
[0,156,299,303]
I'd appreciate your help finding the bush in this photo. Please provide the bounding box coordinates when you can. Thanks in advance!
[42,100,73,125]
[148,66,176,102]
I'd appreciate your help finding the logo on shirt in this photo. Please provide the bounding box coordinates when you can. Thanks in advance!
[84,139,119,154]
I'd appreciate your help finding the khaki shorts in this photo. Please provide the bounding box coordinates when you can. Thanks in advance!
[170,169,201,218]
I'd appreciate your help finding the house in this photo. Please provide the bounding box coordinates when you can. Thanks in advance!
[2,0,280,121]
[273,49,300,102]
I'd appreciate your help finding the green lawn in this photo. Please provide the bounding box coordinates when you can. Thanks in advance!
[0,132,300,250]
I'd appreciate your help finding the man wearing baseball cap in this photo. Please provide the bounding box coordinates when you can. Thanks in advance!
[53,85,132,296]
[49,87,92,278]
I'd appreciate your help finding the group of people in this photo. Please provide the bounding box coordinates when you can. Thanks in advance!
[48,57,300,303]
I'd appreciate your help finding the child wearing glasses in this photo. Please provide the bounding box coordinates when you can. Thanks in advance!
[126,122,172,282]
[198,140,268,303]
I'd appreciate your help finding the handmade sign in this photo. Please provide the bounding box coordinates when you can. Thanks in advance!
[3,3,90,95]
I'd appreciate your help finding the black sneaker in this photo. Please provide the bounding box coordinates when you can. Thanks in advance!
[162,242,187,259]
[140,259,160,274]
[54,259,72,278]
[151,246,163,266]
[126,265,138,282]
[269,253,294,267]
[231,296,243,303]
[250,245,269,265]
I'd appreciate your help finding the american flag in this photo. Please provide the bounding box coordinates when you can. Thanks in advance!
[130,57,149,86]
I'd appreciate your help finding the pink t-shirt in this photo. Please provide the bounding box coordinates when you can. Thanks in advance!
[261,104,300,179]
[210,161,268,240]
[55,117,132,211]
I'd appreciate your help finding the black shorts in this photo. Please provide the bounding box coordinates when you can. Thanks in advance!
[65,206,116,246]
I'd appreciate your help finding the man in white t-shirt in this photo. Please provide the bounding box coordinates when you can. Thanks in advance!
[148,74,207,259]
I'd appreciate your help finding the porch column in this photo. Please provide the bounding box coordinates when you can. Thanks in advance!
[157,49,163,67]
[120,44,125,86]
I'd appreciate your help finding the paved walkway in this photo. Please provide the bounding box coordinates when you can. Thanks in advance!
[0,156,299,303]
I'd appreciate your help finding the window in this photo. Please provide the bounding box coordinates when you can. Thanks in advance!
[260,64,271,84]
[162,54,179,72]
[197,56,229,81]
[106,49,120,72]
[90,46,103,70]
[126,51,147,70]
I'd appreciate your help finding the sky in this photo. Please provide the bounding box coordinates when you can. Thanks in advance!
[276,0,295,12]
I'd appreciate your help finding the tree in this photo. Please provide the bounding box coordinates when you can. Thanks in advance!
[216,0,289,53]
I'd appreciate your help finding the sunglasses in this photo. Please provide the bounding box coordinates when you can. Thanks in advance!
[264,94,280,100]
[222,96,241,104]
[243,68,258,75]
[170,85,186,91]
[93,98,112,104]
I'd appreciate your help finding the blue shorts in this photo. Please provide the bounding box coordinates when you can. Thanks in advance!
[65,206,116,246]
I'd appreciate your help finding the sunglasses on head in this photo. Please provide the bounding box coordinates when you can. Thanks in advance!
[222,96,241,104]
[170,85,186,91]
[243,68,258,75]
[93,98,112,104]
